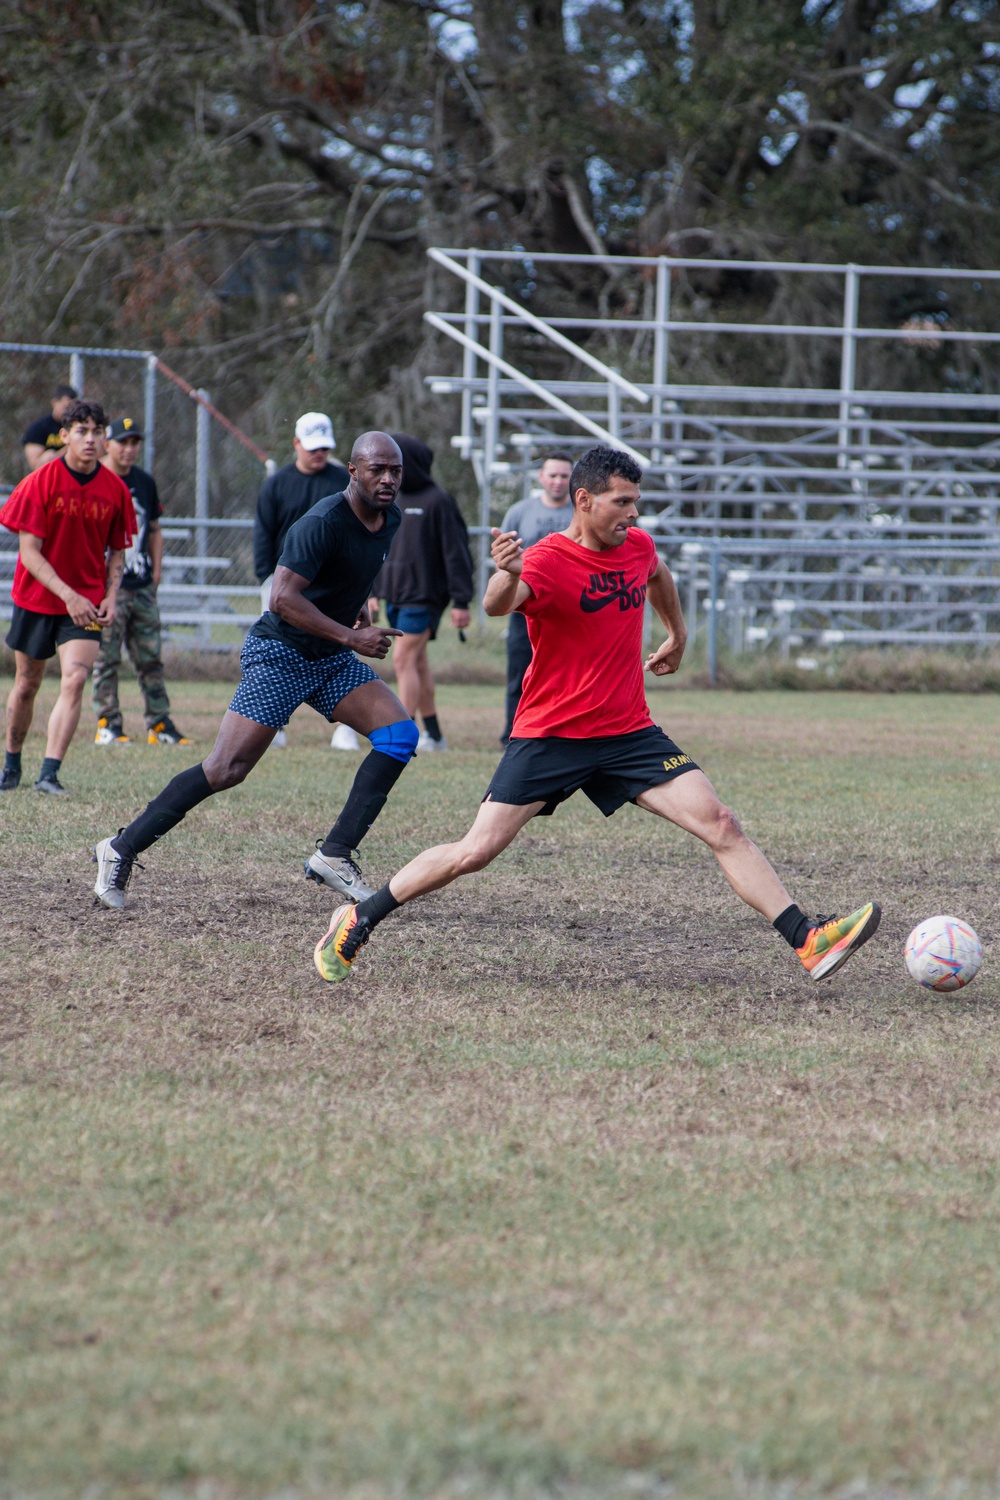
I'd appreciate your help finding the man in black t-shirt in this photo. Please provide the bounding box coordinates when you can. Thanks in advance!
[92,416,191,747]
[21,385,78,471]
[93,432,420,914]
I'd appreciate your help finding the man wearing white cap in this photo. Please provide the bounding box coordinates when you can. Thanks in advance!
[253,412,352,747]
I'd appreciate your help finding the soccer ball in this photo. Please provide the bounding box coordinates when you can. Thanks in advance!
[904,915,982,993]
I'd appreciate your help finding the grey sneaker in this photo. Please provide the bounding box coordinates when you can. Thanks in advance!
[0,766,22,791]
[93,835,136,910]
[35,774,69,796]
[304,847,376,901]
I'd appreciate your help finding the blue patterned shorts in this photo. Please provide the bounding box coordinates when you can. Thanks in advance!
[229,635,379,728]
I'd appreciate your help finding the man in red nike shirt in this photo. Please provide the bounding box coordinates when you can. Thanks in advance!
[1,400,134,795]
[315,445,880,985]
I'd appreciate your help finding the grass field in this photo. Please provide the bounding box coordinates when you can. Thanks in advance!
[2,675,999,1500]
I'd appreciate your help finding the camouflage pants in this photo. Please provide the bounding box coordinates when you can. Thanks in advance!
[92,584,171,727]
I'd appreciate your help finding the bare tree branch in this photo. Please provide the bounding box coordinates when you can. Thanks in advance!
[803,118,996,215]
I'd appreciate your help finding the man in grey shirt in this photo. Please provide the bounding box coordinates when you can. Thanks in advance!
[498,451,573,742]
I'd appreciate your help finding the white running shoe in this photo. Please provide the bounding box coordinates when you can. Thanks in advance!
[304,848,376,900]
[93,836,135,910]
[330,724,360,751]
[271,729,287,749]
[416,731,448,754]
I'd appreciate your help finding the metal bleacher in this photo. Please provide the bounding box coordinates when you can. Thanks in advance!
[423,249,1000,672]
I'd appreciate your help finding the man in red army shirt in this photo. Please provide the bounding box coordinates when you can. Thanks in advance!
[1,399,134,795]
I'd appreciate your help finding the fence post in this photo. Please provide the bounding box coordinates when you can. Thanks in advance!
[195,393,211,649]
[707,542,720,684]
[143,355,157,473]
[69,351,84,396]
[838,265,859,468]
[652,257,670,464]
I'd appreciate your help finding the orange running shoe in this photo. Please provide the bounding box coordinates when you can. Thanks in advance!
[314,901,371,982]
[796,902,881,981]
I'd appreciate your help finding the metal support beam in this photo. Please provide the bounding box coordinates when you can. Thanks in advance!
[652,258,670,464]
[707,544,721,684]
[460,252,480,462]
[607,380,621,441]
[195,391,211,612]
[838,264,859,468]
[143,355,157,473]
[476,299,503,625]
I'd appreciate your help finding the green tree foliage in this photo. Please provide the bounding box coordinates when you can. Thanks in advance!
[1,0,996,438]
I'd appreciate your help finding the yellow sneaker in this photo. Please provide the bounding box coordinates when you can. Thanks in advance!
[314,902,371,982]
[147,717,191,745]
[797,902,881,981]
[95,717,131,746]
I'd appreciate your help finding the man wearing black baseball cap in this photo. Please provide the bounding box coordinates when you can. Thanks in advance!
[92,416,191,747]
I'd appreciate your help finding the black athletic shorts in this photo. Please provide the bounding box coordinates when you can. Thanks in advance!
[5,604,102,660]
[485,726,699,818]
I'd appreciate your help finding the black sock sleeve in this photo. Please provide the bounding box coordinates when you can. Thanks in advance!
[114,764,214,857]
[773,903,812,951]
[355,883,402,929]
[321,751,408,858]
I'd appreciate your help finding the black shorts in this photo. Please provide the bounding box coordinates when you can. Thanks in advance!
[485,726,699,818]
[5,604,102,660]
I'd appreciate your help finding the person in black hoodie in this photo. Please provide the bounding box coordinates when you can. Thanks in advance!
[371,434,473,753]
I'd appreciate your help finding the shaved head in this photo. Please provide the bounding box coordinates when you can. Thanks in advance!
[351,431,402,466]
[347,431,405,515]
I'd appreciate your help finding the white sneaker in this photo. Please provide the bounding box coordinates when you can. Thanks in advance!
[330,724,360,751]
[416,731,448,754]
[271,729,287,749]
[93,836,135,910]
[304,848,376,900]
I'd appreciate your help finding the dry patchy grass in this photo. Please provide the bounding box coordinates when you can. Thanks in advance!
[1,677,999,1500]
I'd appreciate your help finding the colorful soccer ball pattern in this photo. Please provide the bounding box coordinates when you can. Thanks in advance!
[904,915,983,992]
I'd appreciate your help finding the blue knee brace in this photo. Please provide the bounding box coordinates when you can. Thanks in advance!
[368,719,419,764]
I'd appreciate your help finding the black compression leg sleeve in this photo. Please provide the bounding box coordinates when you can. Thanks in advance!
[773,902,812,951]
[321,750,407,858]
[113,764,214,857]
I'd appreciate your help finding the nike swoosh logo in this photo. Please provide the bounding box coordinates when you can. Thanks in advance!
[579,589,631,612]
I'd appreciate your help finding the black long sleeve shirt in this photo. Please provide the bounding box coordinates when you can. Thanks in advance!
[252,459,351,581]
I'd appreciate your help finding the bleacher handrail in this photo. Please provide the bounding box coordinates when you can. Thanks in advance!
[427,249,649,401]
[422,312,648,467]
[430,249,1000,281]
